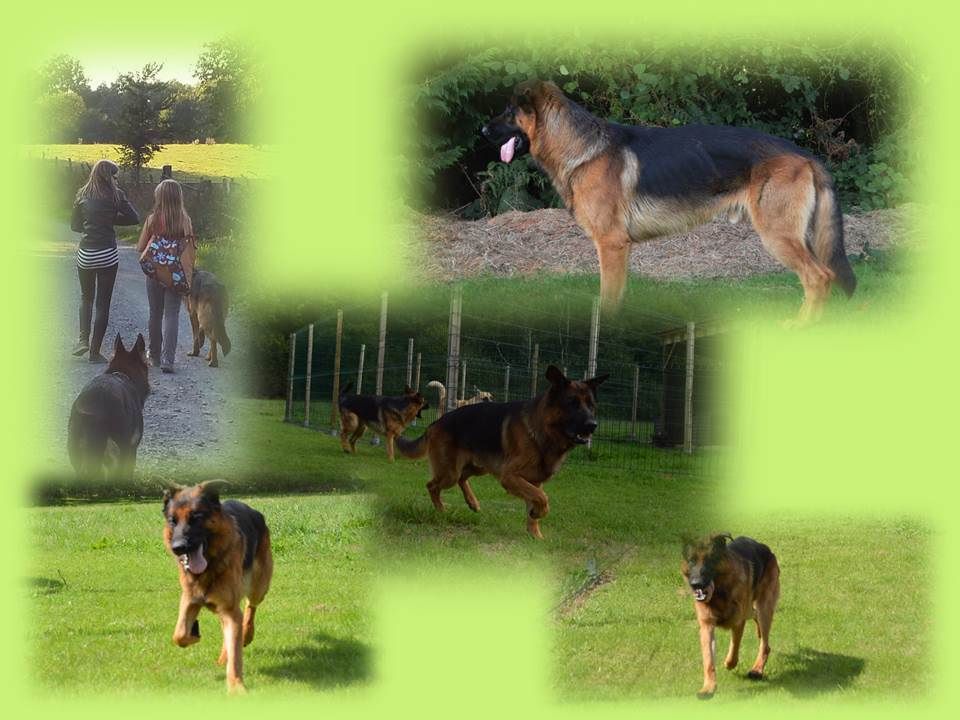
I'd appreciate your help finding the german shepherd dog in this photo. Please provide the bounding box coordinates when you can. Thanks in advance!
[427,380,494,414]
[67,333,149,481]
[187,269,231,367]
[338,382,429,461]
[482,80,857,324]
[681,534,781,699]
[398,365,607,538]
[162,481,273,694]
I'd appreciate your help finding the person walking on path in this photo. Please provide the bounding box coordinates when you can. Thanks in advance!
[70,160,141,362]
[137,179,196,374]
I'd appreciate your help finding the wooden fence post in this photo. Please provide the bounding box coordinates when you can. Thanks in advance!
[375,291,388,396]
[303,323,314,427]
[630,364,640,440]
[330,310,343,433]
[684,321,696,454]
[406,338,414,388]
[414,352,422,391]
[357,344,366,394]
[504,365,511,402]
[445,288,462,413]
[587,296,600,379]
[284,332,296,422]
[459,360,467,402]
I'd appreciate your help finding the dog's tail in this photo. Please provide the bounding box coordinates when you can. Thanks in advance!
[427,380,446,416]
[396,429,430,459]
[216,318,231,356]
[810,162,856,298]
[67,408,108,480]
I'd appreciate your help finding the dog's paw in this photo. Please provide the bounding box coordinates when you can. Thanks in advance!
[697,688,715,700]
[747,670,764,680]
[724,657,738,670]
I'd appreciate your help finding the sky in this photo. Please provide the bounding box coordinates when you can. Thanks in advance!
[60,45,207,87]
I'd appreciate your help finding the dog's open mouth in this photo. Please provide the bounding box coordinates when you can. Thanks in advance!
[691,582,714,602]
[178,544,208,575]
[570,429,595,445]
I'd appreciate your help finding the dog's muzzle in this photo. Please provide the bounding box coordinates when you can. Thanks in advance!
[690,580,714,602]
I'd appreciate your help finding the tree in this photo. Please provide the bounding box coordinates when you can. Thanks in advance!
[36,90,85,142]
[38,54,89,97]
[114,63,172,181]
[162,81,203,142]
[194,38,261,142]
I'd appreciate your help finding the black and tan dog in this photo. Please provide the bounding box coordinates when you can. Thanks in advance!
[67,333,149,481]
[482,80,856,324]
[338,382,429,461]
[187,269,231,367]
[681,534,781,699]
[398,365,607,538]
[163,481,273,694]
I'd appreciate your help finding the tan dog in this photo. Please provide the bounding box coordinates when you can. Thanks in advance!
[163,481,273,693]
[681,534,781,699]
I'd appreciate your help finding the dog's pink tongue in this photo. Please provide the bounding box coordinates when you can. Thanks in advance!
[187,546,207,575]
[500,136,516,163]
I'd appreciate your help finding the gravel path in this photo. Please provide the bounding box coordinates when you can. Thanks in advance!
[38,222,240,477]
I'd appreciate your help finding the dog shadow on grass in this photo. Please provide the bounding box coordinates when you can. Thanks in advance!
[740,646,865,698]
[259,631,372,689]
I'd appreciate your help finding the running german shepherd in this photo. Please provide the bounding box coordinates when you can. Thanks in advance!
[338,382,429,461]
[482,80,856,324]
[187,269,231,367]
[163,481,273,694]
[398,365,607,538]
[681,534,781,699]
[67,333,149,481]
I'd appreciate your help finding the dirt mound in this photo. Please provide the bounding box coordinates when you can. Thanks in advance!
[405,204,920,282]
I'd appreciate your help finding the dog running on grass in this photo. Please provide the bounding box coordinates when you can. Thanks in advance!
[163,480,273,694]
[187,269,231,368]
[67,333,149,481]
[681,533,781,699]
[338,382,429,461]
[482,80,856,325]
[398,365,607,538]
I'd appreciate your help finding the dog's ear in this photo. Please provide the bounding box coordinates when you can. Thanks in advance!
[711,533,733,553]
[680,534,697,559]
[585,373,609,395]
[198,479,230,505]
[114,333,125,355]
[133,333,146,357]
[161,483,184,514]
[514,81,538,112]
[545,365,568,387]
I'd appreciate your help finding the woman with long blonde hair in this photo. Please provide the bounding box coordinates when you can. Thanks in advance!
[136,179,195,373]
[70,159,140,361]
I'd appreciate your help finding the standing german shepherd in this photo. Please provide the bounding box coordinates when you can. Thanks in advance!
[482,80,856,324]
[187,269,231,367]
[67,333,149,481]
[681,534,781,699]
[163,481,273,694]
[338,382,429,461]
[398,365,607,538]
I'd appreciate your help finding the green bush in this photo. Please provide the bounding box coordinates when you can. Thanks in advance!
[406,41,914,214]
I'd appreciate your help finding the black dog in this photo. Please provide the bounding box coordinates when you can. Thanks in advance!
[68,333,149,480]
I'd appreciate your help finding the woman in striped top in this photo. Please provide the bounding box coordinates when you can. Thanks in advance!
[70,160,141,362]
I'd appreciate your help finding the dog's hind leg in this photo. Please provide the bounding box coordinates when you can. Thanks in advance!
[349,424,366,453]
[749,560,780,680]
[187,307,203,356]
[458,466,481,512]
[243,534,273,647]
[747,158,834,327]
[725,619,746,670]
[207,337,219,368]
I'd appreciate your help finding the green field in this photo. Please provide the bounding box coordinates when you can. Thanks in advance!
[25,143,274,181]
[28,399,930,699]
[27,492,372,695]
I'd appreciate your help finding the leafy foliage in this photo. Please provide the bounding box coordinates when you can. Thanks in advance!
[406,41,914,213]
[114,63,172,180]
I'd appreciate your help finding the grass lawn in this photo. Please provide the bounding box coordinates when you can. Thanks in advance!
[26,492,373,695]
[251,401,930,702]
[25,144,274,181]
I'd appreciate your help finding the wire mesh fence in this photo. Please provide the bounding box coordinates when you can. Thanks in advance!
[282,288,729,477]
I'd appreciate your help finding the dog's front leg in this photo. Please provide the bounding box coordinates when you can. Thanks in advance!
[220,607,246,694]
[172,592,202,647]
[500,473,549,539]
[697,622,717,699]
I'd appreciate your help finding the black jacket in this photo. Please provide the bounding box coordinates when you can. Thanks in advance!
[71,192,140,250]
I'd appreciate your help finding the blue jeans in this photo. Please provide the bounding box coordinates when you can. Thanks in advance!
[145,276,182,367]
